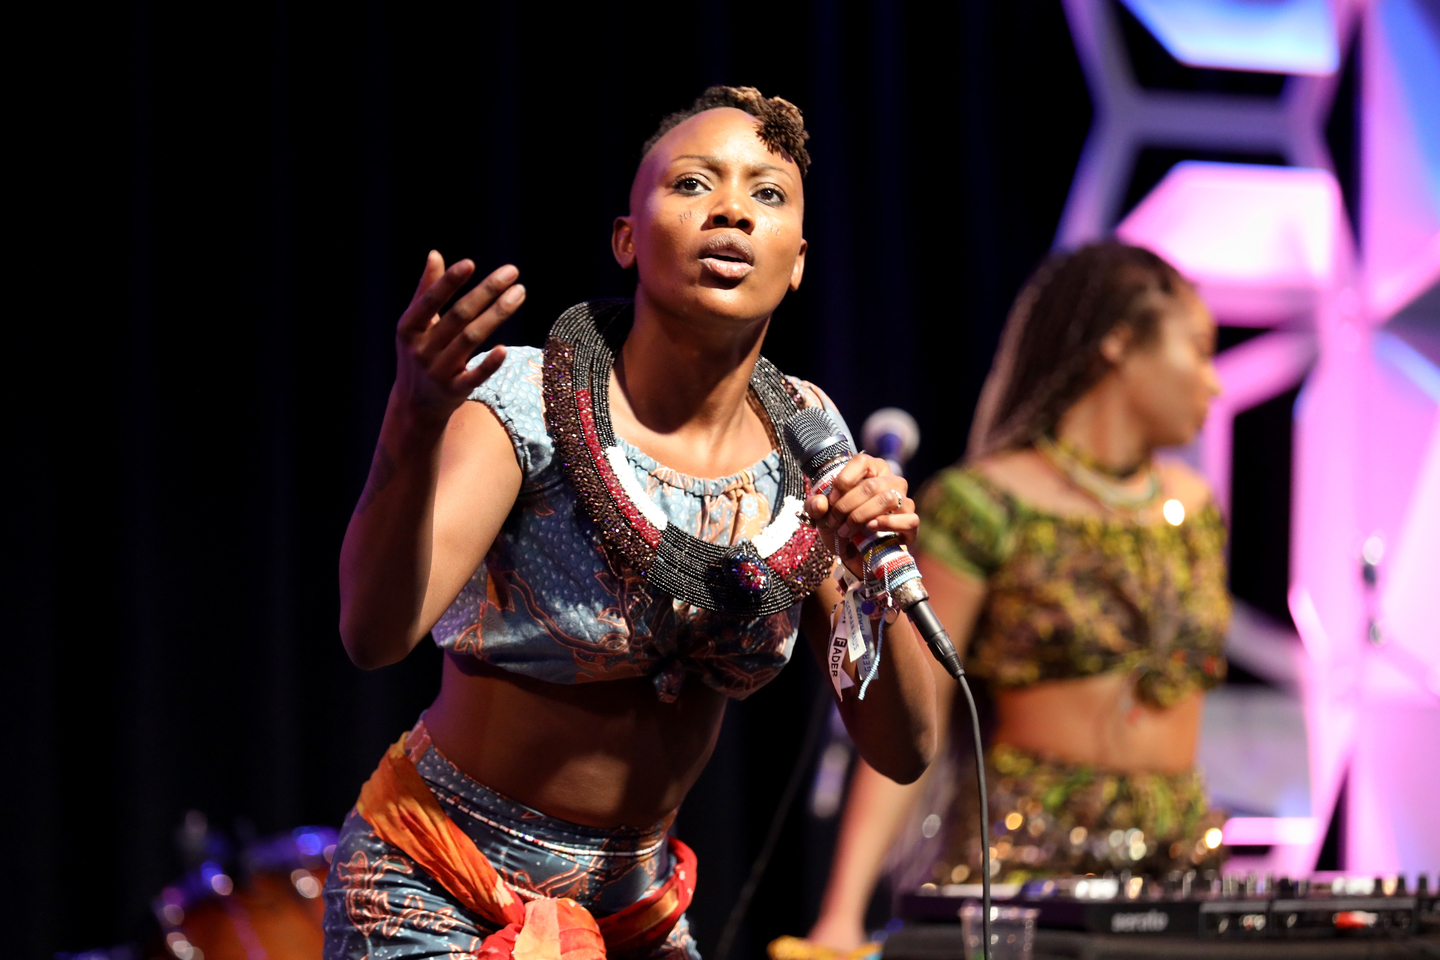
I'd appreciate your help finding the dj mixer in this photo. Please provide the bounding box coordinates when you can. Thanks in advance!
[884,872,1440,958]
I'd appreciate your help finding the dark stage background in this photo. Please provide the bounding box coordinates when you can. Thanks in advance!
[13,1,1310,956]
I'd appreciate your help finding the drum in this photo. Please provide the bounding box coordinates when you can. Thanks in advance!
[152,826,337,960]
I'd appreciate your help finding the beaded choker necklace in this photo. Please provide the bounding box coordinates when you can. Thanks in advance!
[542,300,835,617]
[1034,434,1161,512]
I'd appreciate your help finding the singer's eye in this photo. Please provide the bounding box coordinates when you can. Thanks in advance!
[673,176,708,195]
[754,186,786,206]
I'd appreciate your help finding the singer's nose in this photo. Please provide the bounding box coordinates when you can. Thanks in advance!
[708,193,753,232]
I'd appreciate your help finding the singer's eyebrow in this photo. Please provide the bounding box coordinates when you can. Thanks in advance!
[670,155,793,179]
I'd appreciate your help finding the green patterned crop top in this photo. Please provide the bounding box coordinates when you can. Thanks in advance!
[915,466,1230,708]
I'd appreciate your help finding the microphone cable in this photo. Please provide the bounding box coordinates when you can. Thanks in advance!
[713,680,833,960]
[957,670,991,960]
[712,670,992,960]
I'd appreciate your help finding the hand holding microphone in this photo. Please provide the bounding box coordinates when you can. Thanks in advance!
[784,408,965,681]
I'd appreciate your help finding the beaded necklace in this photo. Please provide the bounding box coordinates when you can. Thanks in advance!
[1034,434,1161,513]
[542,300,835,617]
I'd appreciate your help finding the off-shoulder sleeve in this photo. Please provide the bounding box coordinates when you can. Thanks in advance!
[915,467,1015,581]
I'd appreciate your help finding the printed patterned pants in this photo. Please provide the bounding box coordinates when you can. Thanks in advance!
[322,721,701,959]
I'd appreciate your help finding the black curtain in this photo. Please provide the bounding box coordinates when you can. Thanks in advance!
[8,2,1089,956]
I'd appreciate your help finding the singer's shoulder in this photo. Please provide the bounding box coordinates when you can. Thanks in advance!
[785,376,837,414]
[968,449,1050,502]
[1154,457,1214,513]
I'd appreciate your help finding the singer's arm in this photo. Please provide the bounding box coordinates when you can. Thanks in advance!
[800,455,941,784]
[807,554,987,951]
[339,254,527,669]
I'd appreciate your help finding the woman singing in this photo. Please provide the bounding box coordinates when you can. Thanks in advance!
[785,241,1230,959]
[325,86,939,960]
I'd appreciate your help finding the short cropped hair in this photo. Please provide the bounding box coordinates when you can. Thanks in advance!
[641,86,811,178]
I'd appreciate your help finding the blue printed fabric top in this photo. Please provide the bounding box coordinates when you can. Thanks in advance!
[431,346,849,702]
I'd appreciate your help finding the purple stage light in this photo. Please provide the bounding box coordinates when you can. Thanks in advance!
[1117,161,1348,324]
[1120,0,1342,76]
[1362,0,1440,320]
[1062,0,1440,877]
[1223,816,1322,847]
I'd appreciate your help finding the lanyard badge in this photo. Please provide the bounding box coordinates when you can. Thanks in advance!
[828,567,886,700]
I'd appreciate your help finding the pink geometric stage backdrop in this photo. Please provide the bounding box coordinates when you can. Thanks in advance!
[1064,0,1440,876]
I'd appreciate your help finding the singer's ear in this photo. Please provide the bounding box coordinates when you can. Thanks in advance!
[789,237,807,292]
[1099,324,1133,364]
[612,216,637,270]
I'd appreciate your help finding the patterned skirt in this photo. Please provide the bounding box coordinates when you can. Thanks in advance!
[927,742,1228,885]
[321,720,700,959]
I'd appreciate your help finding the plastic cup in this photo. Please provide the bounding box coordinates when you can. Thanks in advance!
[959,901,1039,960]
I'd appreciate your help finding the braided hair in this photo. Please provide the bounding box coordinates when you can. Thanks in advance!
[968,241,1195,459]
[641,86,811,178]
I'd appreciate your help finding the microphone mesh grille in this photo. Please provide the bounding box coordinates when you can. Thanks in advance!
[783,408,854,477]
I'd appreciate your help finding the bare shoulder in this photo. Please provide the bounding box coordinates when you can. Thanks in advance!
[971,448,1071,505]
[439,398,523,481]
[1155,457,1214,511]
[971,448,1036,486]
[447,395,513,443]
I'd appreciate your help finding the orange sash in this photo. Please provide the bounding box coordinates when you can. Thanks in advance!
[355,735,696,959]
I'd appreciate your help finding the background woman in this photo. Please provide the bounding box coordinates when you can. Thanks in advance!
[327,86,939,959]
[790,241,1230,958]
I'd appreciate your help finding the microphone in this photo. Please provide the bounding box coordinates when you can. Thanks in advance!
[784,407,965,680]
[861,407,920,477]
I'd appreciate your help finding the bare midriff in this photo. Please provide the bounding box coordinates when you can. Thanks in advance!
[422,655,728,829]
[989,671,1203,775]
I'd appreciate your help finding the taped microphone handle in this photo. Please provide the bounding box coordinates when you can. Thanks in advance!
[805,446,964,681]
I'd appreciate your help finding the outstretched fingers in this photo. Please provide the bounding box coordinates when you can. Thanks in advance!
[427,277,526,375]
[417,264,520,361]
[451,343,509,395]
[398,254,477,340]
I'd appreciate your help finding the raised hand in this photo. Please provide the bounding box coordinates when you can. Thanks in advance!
[394,251,527,423]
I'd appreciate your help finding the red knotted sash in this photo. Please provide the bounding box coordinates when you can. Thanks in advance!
[355,735,696,959]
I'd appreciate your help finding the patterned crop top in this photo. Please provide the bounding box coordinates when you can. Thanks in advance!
[431,346,851,703]
[915,467,1231,708]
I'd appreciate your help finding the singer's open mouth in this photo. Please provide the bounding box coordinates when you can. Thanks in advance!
[698,235,755,280]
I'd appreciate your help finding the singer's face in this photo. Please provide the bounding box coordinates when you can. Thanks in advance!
[1115,291,1221,447]
[615,108,806,326]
